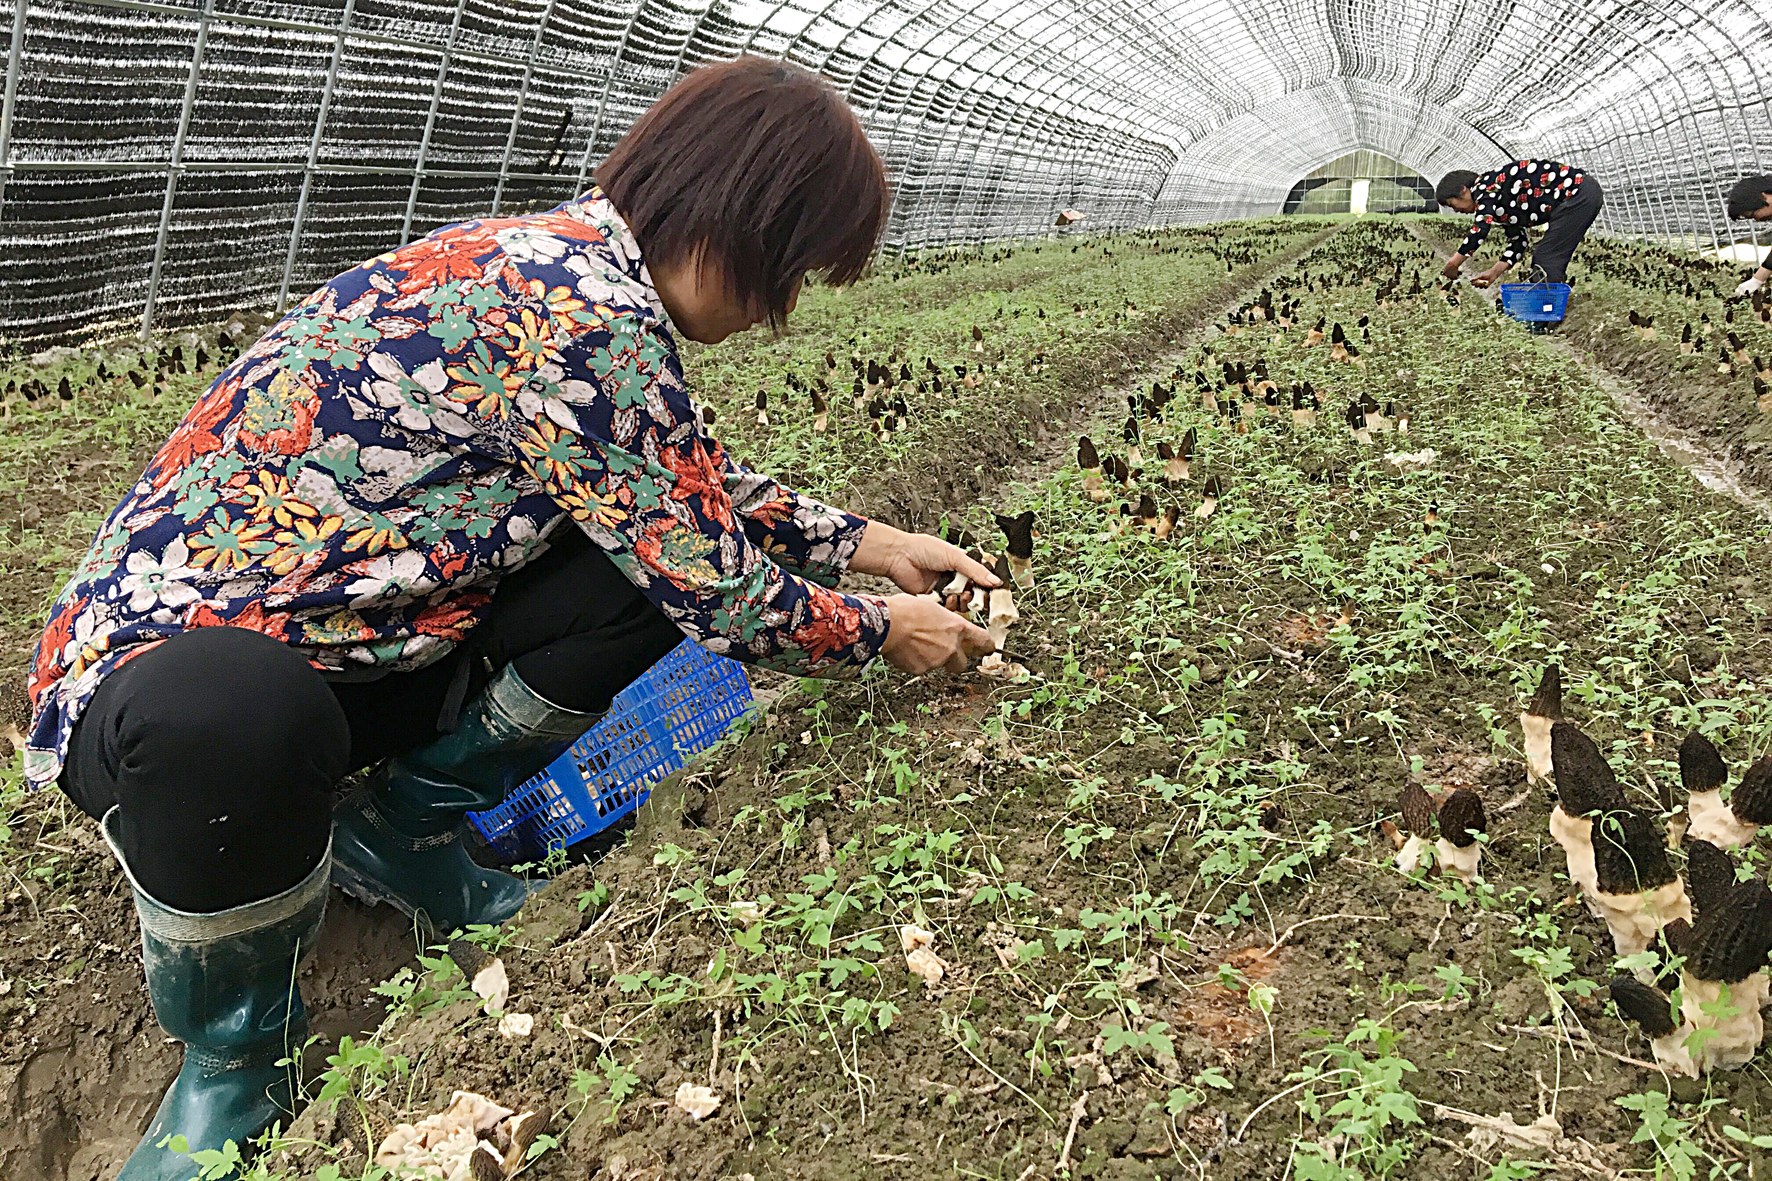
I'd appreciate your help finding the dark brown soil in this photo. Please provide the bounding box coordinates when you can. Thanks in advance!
[260,223,1772,1181]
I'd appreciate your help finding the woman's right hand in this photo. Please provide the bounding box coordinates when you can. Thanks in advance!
[880,593,997,674]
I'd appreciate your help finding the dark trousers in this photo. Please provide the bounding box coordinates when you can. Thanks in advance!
[1532,177,1604,284]
[61,527,682,913]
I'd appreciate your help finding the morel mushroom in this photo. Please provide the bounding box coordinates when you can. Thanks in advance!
[994,510,1034,588]
[1520,664,1563,785]
[1612,880,1772,1075]
[1684,731,1772,849]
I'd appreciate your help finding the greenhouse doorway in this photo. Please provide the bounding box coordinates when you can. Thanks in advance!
[1284,150,1435,214]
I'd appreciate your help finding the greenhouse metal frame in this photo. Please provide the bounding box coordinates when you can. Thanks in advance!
[1,0,1770,346]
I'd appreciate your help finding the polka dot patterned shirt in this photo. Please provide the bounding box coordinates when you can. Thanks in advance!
[1456,159,1588,266]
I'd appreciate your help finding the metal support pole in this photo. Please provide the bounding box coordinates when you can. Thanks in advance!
[400,0,469,245]
[140,0,215,339]
[491,0,558,215]
[0,0,26,227]
[573,0,647,196]
[277,0,357,312]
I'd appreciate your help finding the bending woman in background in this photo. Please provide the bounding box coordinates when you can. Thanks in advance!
[26,57,996,1179]
[1726,175,1772,296]
[1435,159,1604,291]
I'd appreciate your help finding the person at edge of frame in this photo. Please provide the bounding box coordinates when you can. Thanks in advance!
[1434,159,1605,307]
[26,56,1001,1180]
[1725,175,1772,297]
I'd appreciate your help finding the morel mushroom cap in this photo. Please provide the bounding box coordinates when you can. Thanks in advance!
[1610,976,1681,1039]
[1398,781,1436,838]
[1527,664,1563,720]
[1438,789,1487,849]
[1685,880,1772,984]
[1685,839,1737,919]
[1591,809,1678,895]
[1077,436,1100,470]
[995,511,1034,559]
[1730,755,1772,825]
[1679,731,1728,795]
[1550,722,1627,817]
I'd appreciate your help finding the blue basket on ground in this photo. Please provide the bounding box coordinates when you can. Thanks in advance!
[467,639,751,863]
[1497,281,1571,324]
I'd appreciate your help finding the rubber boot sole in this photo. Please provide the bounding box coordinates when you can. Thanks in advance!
[329,857,419,919]
[329,851,533,934]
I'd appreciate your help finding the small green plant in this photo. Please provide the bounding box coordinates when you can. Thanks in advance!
[1616,1089,1714,1181]
[1290,1019,1422,1179]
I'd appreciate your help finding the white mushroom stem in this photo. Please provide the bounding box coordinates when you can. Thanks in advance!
[1680,973,1771,1072]
[1395,834,1428,875]
[1082,471,1105,500]
[987,588,1018,652]
[1686,790,1759,848]
[1165,457,1188,482]
[1643,1029,1702,1079]
[1194,495,1218,520]
[1007,554,1032,589]
[1591,880,1692,959]
[1548,806,1599,897]
[1435,839,1481,883]
[1521,712,1553,785]
[1127,445,1143,467]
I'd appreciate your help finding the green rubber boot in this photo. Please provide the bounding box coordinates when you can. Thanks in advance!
[104,809,328,1181]
[329,663,597,934]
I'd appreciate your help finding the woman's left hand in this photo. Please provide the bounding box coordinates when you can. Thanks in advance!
[1470,264,1509,289]
[851,522,1000,595]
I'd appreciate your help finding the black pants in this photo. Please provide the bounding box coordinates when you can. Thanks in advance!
[61,527,682,913]
[1531,177,1604,285]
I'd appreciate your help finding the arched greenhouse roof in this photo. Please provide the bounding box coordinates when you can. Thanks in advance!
[1,0,1769,343]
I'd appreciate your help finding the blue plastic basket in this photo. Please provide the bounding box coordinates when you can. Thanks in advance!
[467,639,751,863]
[1497,281,1572,323]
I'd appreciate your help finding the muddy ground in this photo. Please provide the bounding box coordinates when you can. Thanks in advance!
[14,218,1772,1180]
[271,222,1772,1179]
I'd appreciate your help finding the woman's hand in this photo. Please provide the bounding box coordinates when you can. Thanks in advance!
[1440,254,1466,282]
[880,594,998,673]
[1469,263,1510,290]
[851,522,1000,595]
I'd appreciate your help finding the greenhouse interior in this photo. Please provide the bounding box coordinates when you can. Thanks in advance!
[8,1,1772,1179]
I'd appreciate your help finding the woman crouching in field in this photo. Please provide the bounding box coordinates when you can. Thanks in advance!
[26,57,996,1179]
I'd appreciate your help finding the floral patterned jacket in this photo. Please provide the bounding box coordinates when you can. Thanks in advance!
[24,188,889,790]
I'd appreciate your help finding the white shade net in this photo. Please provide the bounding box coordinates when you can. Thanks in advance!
[1,0,1770,343]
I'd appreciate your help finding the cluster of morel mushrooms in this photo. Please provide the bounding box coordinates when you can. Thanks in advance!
[1403,664,1772,1077]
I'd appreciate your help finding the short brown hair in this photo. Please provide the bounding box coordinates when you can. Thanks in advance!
[597,57,889,327]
